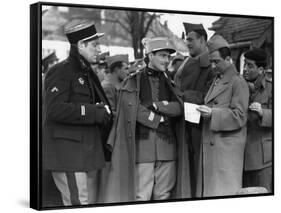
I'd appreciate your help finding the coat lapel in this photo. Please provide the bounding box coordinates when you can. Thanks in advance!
[205,64,238,104]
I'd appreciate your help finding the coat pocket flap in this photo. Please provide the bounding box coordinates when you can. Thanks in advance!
[262,137,272,164]
[53,129,82,142]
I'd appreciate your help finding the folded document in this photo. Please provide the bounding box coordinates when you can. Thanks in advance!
[184,102,201,124]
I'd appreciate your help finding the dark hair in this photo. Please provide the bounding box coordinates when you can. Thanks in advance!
[255,60,267,69]
[109,61,124,73]
[244,49,267,69]
[194,29,208,41]
[218,47,231,59]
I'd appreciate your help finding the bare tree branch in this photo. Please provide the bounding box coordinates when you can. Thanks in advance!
[144,13,156,36]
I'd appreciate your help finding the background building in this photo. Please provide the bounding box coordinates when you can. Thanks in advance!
[209,17,273,73]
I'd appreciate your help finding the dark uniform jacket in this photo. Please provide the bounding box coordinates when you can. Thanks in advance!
[244,74,272,171]
[174,51,213,104]
[43,47,112,172]
[135,72,180,162]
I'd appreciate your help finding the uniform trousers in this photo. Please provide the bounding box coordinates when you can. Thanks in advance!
[135,161,176,201]
[243,166,272,192]
[52,171,99,206]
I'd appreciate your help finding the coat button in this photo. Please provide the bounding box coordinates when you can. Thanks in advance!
[128,102,132,106]
[127,119,131,123]
[210,141,214,146]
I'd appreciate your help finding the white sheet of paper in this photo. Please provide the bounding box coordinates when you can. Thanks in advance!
[184,102,201,124]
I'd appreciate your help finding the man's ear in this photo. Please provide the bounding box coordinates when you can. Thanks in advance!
[200,36,206,45]
[77,40,85,49]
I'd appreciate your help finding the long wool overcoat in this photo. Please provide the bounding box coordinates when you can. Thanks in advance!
[102,70,191,203]
[196,64,249,197]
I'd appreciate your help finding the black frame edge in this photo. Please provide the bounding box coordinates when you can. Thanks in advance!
[32,2,274,210]
[30,2,42,210]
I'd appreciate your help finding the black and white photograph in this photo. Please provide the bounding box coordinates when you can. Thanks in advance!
[28,0,274,211]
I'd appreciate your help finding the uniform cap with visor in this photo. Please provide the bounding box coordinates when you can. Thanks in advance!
[142,37,176,55]
[65,20,104,44]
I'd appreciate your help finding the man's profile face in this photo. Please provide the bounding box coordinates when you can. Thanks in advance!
[186,31,203,57]
[79,39,101,64]
[117,62,129,81]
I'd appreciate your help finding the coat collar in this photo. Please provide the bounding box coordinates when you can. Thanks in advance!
[254,73,266,90]
[67,46,92,74]
[197,51,210,68]
[205,64,238,103]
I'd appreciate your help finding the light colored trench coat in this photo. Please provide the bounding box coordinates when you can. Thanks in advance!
[196,64,249,197]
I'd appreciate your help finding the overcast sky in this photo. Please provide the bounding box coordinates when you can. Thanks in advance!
[161,13,220,39]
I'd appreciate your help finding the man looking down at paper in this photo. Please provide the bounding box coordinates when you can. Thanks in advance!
[196,35,249,197]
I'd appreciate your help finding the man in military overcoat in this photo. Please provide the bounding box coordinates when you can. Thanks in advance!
[43,20,112,205]
[196,35,249,197]
[174,23,214,196]
[102,54,129,114]
[103,37,191,202]
[242,48,272,192]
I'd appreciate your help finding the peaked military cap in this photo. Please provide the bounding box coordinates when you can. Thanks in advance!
[207,34,229,53]
[65,20,104,44]
[142,37,176,54]
[106,54,129,68]
[183,22,207,39]
[244,48,267,64]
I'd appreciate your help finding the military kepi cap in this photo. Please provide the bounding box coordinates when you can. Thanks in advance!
[183,22,207,39]
[65,20,104,44]
[142,37,176,54]
[106,54,129,68]
[244,48,267,64]
[207,34,229,53]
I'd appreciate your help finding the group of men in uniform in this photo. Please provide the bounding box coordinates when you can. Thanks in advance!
[42,19,272,206]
